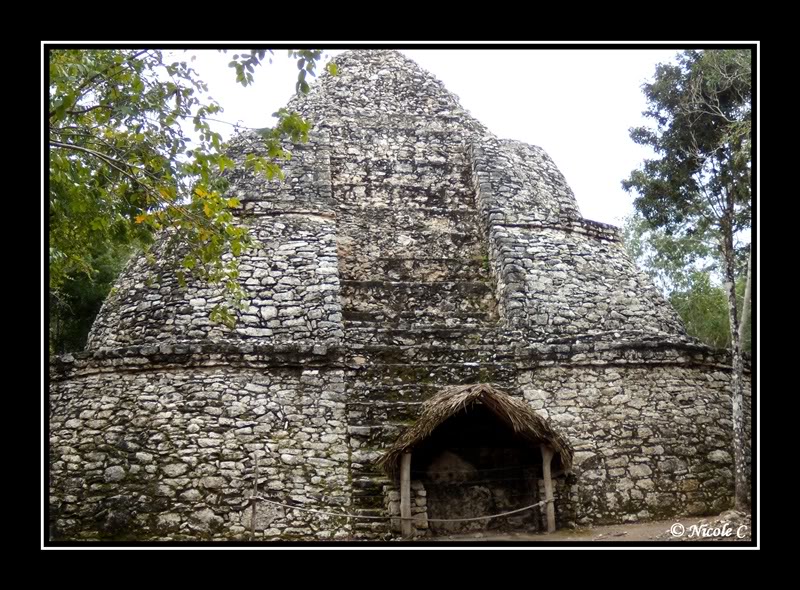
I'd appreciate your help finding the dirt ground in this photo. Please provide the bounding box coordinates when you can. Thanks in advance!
[429,510,753,543]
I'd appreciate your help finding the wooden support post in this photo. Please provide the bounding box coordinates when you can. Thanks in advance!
[400,451,412,538]
[250,453,259,541]
[541,445,555,533]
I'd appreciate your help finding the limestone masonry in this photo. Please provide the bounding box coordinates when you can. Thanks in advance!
[49,50,751,540]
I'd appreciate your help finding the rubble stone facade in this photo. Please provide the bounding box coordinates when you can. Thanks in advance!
[49,50,751,540]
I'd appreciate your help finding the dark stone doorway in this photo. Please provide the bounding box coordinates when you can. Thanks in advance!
[410,403,544,535]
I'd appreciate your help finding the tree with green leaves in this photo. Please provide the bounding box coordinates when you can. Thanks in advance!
[622,213,750,351]
[623,49,752,511]
[49,48,336,350]
[50,241,133,354]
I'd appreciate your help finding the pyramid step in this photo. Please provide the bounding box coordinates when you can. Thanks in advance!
[347,401,423,425]
[344,324,496,337]
[348,506,387,517]
[332,176,476,208]
[337,222,484,262]
[348,426,396,443]
[330,158,468,181]
[347,346,517,366]
[339,256,491,283]
[343,322,508,352]
[348,365,517,393]
[344,321,497,340]
[351,521,390,534]
[342,310,495,326]
[337,206,482,234]
[349,380,518,399]
[352,477,390,493]
[340,280,498,324]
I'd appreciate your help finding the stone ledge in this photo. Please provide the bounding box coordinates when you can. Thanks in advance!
[50,341,345,380]
[485,214,622,243]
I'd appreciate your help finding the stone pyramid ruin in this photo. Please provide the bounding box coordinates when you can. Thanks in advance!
[49,50,751,540]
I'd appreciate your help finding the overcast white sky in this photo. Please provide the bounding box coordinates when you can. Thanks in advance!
[176,48,680,226]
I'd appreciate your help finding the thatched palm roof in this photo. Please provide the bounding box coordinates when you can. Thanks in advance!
[377,383,573,477]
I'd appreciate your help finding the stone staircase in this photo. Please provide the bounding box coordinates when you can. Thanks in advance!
[343,324,516,535]
[331,137,508,535]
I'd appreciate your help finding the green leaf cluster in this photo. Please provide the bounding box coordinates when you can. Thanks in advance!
[622,213,750,351]
[623,50,751,238]
[622,49,752,352]
[49,48,337,352]
[50,241,134,354]
[668,271,750,351]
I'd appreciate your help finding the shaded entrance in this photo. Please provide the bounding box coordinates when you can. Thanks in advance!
[379,384,573,537]
[413,404,542,534]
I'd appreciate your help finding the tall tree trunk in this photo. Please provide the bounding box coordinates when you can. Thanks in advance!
[738,246,752,350]
[722,233,748,512]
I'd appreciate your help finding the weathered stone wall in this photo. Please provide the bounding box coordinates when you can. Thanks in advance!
[50,340,750,539]
[85,50,685,350]
[87,132,342,350]
[486,222,687,337]
[226,130,334,215]
[386,481,429,536]
[470,139,688,337]
[50,348,350,540]
[515,340,753,527]
[471,138,581,224]
[49,50,754,541]
[342,329,751,537]
[295,52,498,332]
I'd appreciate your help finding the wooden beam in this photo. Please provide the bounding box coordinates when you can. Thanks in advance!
[250,453,259,541]
[400,451,412,537]
[541,445,555,533]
